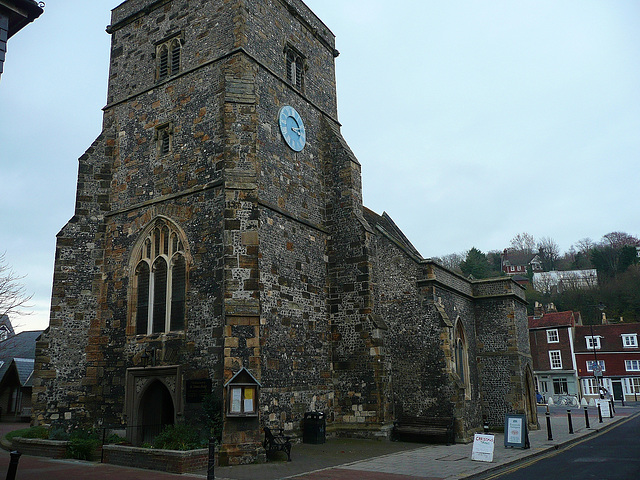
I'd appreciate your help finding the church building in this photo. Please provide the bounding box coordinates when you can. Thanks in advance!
[33,0,537,465]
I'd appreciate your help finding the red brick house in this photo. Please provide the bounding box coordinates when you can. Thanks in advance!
[528,308,581,402]
[501,250,542,276]
[574,323,640,402]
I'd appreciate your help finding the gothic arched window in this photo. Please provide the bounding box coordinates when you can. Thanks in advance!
[156,37,182,81]
[133,219,188,335]
[453,319,471,398]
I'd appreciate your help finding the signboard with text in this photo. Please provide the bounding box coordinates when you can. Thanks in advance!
[504,414,530,449]
[471,433,495,462]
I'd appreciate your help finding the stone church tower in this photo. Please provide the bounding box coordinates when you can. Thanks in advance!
[33,0,537,465]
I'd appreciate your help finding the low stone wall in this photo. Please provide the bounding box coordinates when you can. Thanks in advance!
[102,444,210,473]
[12,438,68,459]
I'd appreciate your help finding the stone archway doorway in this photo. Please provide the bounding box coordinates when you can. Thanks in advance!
[125,366,182,445]
[138,380,175,444]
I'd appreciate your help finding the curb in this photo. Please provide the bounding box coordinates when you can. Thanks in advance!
[463,411,640,480]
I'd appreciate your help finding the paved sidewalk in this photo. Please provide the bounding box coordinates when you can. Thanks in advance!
[1,403,638,480]
[212,403,640,480]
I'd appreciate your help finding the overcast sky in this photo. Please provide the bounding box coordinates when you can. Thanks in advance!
[1,0,639,332]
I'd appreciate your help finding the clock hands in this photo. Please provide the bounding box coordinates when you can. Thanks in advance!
[291,126,303,136]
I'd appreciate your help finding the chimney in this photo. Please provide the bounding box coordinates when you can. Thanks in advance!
[533,301,544,319]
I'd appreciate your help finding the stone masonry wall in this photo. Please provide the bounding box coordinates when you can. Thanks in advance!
[258,208,331,433]
[33,129,115,426]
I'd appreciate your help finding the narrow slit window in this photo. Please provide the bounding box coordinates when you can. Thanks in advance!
[285,47,304,91]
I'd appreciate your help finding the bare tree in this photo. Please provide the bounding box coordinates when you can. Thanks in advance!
[575,237,595,255]
[601,231,639,249]
[433,252,466,273]
[0,252,33,318]
[509,232,536,254]
[537,237,560,271]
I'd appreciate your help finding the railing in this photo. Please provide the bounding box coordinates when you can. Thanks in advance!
[101,423,166,449]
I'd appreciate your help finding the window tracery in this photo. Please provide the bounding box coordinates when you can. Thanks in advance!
[132,219,188,335]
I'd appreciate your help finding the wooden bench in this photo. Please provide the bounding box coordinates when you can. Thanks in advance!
[263,427,292,461]
[392,415,455,445]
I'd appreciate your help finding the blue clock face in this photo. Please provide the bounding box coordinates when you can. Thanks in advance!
[278,106,306,152]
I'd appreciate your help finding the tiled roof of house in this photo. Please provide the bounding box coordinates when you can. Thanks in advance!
[502,251,538,266]
[574,323,640,352]
[528,311,577,329]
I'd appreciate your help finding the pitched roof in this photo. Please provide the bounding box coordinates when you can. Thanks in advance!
[362,207,422,259]
[0,330,42,384]
[528,311,577,329]
[13,358,35,386]
[0,315,15,337]
[574,323,640,352]
[502,251,538,266]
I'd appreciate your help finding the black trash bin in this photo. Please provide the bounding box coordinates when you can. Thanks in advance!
[303,411,326,444]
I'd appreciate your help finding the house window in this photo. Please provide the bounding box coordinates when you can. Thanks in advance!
[586,360,605,372]
[625,360,640,372]
[622,334,638,348]
[285,47,304,90]
[546,329,559,343]
[157,37,182,81]
[156,123,173,156]
[625,378,640,394]
[582,378,598,395]
[586,336,601,350]
[133,219,188,335]
[552,377,568,394]
[549,350,562,369]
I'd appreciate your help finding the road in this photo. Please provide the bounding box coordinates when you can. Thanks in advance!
[480,412,640,480]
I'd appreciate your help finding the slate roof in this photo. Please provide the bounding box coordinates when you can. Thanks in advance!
[12,358,35,386]
[362,207,423,260]
[528,311,578,329]
[0,330,42,385]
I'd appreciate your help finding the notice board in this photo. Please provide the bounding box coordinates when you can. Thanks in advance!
[504,414,530,449]
[471,433,495,462]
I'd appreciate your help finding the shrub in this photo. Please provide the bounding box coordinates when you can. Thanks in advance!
[66,429,101,461]
[6,426,49,442]
[152,424,204,451]
[49,427,70,440]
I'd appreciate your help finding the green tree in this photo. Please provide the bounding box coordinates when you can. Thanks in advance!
[460,247,490,279]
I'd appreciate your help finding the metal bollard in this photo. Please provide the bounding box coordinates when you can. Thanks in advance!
[567,410,574,434]
[597,403,603,423]
[546,409,553,441]
[609,400,614,418]
[621,395,625,407]
[207,438,216,480]
[584,406,590,429]
[6,451,21,480]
